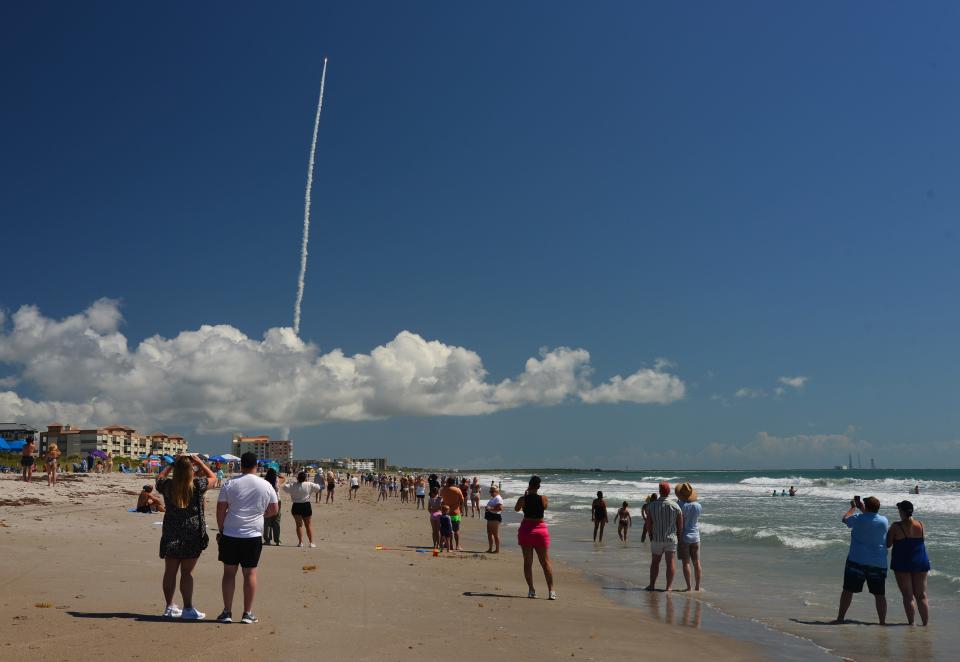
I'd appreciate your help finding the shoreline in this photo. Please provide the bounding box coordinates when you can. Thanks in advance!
[0,472,766,661]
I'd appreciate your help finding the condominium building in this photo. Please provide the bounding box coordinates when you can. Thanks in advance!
[39,424,189,458]
[231,434,293,463]
[0,423,38,443]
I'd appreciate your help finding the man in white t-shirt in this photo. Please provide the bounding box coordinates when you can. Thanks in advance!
[215,452,278,624]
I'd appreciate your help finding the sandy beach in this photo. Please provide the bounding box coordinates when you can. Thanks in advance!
[0,472,765,661]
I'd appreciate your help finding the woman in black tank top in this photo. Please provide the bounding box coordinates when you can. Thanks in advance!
[514,475,555,600]
[592,491,609,542]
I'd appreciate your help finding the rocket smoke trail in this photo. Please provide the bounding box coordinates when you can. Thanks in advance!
[293,57,328,336]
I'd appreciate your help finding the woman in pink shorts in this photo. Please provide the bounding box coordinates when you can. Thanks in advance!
[514,475,555,600]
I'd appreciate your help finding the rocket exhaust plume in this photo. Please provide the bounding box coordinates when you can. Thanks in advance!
[293,57,328,336]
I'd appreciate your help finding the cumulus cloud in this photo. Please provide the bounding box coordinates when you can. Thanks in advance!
[734,387,765,399]
[0,300,685,432]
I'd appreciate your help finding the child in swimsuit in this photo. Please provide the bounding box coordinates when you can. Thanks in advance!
[438,505,454,552]
[428,488,443,549]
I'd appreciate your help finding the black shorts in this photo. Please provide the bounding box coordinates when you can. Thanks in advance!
[218,535,264,568]
[843,559,886,595]
[136,504,152,513]
[20,456,35,467]
[327,482,335,491]
[484,511,502,522]
[291,502,312,517]
[351,485,359,491]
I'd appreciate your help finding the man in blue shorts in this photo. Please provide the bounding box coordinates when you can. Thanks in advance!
[834,496,889,624]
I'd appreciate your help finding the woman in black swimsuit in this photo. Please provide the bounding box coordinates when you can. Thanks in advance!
[592,491,609,542]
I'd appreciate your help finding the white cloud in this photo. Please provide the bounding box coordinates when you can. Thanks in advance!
[0,300,685,432]
[734,387,765,399]
[778,376,809,389]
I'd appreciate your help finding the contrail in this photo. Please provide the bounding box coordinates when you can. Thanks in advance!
[293,57,328,336]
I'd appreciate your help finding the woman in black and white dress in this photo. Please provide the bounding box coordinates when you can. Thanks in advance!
[156,454,216,619]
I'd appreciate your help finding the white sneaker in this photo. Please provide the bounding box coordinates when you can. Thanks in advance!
[180,607,206,620]
[297,542,303,548]
[309,543,316,548]
[548,591,557,600]
[162,604,182,618]
[527,589,537,599]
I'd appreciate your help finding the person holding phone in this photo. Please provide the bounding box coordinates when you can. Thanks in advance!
[834,495,889,624]
[156,454,217,620]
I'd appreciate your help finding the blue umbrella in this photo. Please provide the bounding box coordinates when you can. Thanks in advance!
[0,440,10,451]
[162,454,175,464]
[209,455,226,462]
[6,439,27,451]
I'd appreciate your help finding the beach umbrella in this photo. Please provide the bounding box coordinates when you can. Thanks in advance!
[221,453,240,461]
[5,439,27,451]
[0,440,10,451]
[162,454,175,464]
[89,449,108,459]
[209,455,225,462]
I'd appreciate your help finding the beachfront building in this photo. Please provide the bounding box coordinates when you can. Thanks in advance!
[343,457,387,472]
[231,433,293,463]
[39,424,189,458]
[0,423,38,443]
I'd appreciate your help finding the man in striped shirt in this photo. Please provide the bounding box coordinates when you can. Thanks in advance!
[644,481,684,591]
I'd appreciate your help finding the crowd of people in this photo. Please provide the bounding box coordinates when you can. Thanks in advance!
[9,440,936,628]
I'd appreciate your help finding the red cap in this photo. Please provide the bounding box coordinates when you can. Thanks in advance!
[658,481,671,495]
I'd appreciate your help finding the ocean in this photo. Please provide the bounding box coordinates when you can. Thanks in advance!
[475,469,960,661]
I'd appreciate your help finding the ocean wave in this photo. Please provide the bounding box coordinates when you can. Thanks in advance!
[641,476,679,481]
[739,476,853,488]
[699,521,838,550]
[929,569,960,584]
[753,528,835,550]
[698,522,746,535]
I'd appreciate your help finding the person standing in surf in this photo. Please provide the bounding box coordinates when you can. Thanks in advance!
[887,500,930,625]
[675,482,703,591]
[834,496,889,625]
[615,501,632,541]
[644,481,683,591]
[592,491,609,542]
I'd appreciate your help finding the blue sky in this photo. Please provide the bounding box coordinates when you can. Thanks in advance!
[2,2,960,468]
